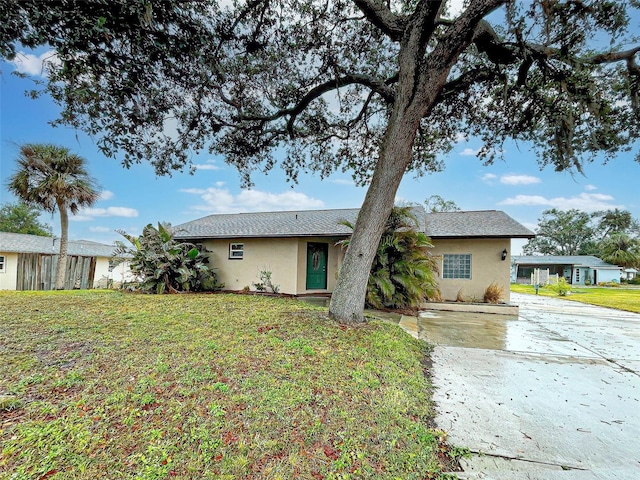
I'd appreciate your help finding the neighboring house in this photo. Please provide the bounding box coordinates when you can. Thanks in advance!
[0,232,126,290]
[511,255,622,285]
[174,208,534,303]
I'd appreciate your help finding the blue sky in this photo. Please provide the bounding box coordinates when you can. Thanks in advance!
[1,48,639,255]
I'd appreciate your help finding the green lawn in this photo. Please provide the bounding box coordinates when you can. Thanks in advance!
[511,283,640,313]
[0,291,453,479]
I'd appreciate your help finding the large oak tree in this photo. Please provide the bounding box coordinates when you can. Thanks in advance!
[523,208,596,255]
[1,0,638,322]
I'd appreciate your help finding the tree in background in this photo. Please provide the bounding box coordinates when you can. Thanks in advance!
[599,234,640,269]
[523,209,595,256]
[339,206,439,310]
[524,208,640,261]
[7,144,100,290]
[593,209,640,239]
[424,195,461,213]
[113,222,222,294]
[2,1,639,322]
[0,201,52,236]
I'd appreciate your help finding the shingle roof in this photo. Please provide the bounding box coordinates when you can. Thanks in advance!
[175,208,360,239]
[424,210,534,238]
[513,255,621,269]
[174,208,533,240]
[0,232,116,257]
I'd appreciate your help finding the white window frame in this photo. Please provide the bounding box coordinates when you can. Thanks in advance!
[0,255,5,273]
[229,243,244,259]
[442,254,472,279]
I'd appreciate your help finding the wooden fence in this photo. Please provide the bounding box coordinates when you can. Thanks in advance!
[16,253,97,290]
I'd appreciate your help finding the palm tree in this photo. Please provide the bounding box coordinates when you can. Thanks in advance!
[7,144,100,289]
[339,206,439,310]
[598,234,640,270]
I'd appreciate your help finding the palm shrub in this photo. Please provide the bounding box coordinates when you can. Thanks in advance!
[598,234,640,269]
[113,222,222,294]
[339,206,439,310]
[7,144,100,289]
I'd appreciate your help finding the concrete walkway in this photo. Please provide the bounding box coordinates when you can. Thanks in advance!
[419,293,640,480]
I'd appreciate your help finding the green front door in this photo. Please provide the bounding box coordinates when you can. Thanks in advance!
[306,243,328,289]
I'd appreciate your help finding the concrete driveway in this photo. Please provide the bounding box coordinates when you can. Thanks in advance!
[422,293,640,480]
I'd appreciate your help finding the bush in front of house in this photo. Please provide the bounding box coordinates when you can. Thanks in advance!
[113,222,223,294]
[549,277,571,296]
[483,282,505,303]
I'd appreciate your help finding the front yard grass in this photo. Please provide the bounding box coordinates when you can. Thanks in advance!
[511,283,640,313]
[0,291,450,479]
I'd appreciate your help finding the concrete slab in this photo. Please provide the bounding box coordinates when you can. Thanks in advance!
[417,311,597,357]
[427,293,640,480]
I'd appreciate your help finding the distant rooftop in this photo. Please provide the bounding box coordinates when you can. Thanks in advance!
[0,232,116,257]
[513,255,621,269]
[174,208,534,239]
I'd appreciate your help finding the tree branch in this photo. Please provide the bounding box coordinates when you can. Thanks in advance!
[586,46,640,65]
[472,19,518,65]
[238,74,396,137]
[352,0,405,41]
[436,67,498,102]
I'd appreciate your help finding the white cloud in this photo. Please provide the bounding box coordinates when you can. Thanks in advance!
[215,181,226,187]
[71,206,139,221]
[482,173,497,183]
[584,184,597,191]
[193,159,223,171]
[498,193,622,212]
[181,188,325,213]
[99,190,114,201]
[89,226,111,233]
[10,50,60,77]
[500,174,541,185]
[460,147,480,156]
[331,178,355,186]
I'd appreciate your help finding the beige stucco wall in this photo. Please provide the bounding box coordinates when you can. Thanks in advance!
[93,257,112,288]
[202,237,300,293]
[0,252,19,290]
[198,236,512,300]
[201,237,345,295]
[92,257,134,288]
[430,238,512,303]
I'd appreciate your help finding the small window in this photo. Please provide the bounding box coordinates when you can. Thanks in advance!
[442,254,471,279]
[229,243,244,259]
[0,255,5,273]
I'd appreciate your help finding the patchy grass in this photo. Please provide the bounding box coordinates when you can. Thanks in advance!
[0,291,451,479]
[511,284,640,313]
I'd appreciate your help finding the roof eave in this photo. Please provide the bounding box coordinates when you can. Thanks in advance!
[176,233,351,240]
[429,234,535,239]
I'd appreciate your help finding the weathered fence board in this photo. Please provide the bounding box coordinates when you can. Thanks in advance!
[16,253,97,291]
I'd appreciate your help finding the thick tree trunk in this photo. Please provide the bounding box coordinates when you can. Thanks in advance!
[54,201,69,290]
[328,1,493,323]
[329,115,419,323]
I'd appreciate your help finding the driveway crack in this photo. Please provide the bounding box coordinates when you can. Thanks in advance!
[466,450,588,471]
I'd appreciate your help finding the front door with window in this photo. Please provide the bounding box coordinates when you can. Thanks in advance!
[306,243,328,289]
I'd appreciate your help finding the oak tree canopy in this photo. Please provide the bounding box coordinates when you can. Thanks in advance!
[2,0,638,322]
